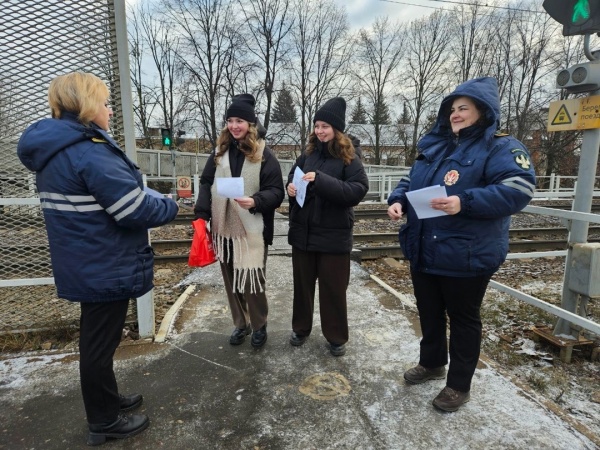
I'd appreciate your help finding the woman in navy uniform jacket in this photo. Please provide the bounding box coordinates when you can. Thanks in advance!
[387,77,535,412]
[18,72,179,445]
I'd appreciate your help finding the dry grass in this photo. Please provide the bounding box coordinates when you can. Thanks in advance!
[0,323,79,353]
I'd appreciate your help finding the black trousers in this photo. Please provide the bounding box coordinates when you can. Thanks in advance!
[291,247,350,345]
[411,270,491,392]
[79,299,129,424]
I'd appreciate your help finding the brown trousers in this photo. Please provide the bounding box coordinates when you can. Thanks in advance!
[291,247,350,345]
[219,244,268,330]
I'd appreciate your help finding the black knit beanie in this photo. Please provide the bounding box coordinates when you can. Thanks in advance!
[226,93,256,123]
[314,97,346,132]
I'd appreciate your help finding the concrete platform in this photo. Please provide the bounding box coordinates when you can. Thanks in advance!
[0,217,597,449]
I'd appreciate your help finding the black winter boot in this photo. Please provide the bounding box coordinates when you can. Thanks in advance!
[87,414,149,446]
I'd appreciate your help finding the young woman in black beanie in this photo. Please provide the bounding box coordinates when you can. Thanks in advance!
[286,97,369,356]
[194,93,284,348]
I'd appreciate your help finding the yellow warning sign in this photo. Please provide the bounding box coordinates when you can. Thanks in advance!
[548,95,600,131]
[551,105,572,125]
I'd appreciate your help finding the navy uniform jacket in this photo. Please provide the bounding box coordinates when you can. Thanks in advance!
[388,77,536,277]
[17,113,179,302]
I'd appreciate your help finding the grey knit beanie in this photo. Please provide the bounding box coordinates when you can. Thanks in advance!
[226,93,256,123]
[314,97,346,132]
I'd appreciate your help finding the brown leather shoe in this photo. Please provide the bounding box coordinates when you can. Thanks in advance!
[403,364,446,384]
[432,386,470,412]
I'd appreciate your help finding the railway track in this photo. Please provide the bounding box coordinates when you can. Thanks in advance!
[152,233,600,264]
[172,203,600,224]
[4,224,597,272]
[2,233,589,270]
[150,226,600,250]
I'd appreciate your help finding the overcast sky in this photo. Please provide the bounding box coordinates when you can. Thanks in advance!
[335,0,441,29]
[124,0,441,29]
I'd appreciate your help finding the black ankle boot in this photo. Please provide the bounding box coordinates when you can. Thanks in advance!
[229,326,251,345]
[119,393,143,412]
[87,414,149,446]
[251,324,267,348]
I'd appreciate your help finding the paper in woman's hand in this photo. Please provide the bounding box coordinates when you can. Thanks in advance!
[216,177,244,198]
[406,185,448,219]
[292,166,308,207]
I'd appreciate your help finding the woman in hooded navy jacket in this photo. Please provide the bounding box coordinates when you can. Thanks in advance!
[17,72,179,445]
[387,77,535,412]
[286,97,369,356]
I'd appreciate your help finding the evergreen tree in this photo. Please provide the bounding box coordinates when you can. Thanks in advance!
[399,102,411,124]
[371,99,391,125]
[271,85,297,123]
[351,98,368,124]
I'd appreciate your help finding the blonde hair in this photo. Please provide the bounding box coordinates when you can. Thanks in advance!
[306,129,355,165]
[48,72,109,126]
[214,123,262,164]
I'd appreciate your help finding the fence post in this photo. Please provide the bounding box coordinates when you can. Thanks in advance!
[113,0,137,162]
[193,174,200,203]
[136,291,155,339]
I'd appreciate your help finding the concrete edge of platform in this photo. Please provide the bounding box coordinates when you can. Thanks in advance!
[155,284,197,343]
[369,274,417,311]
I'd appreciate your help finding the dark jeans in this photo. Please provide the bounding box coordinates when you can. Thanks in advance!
[291,247,350,345]
[411,269,491,392]
[79,299,129,424]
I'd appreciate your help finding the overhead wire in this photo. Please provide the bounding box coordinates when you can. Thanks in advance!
[378,0,544,15]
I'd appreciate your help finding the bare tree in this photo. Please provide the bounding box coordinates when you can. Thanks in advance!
[402,10,453,165]
[128,4,160,148]
[536,33,585,185]
[287,0,352,152]
[138,4,191,147]
[354,17,405,164]
[164,0,235,148]
[237,0,294,130]
[448,1,497,84]
[491,4,561,142]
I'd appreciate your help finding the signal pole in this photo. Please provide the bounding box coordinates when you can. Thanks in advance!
[543,1,600,337]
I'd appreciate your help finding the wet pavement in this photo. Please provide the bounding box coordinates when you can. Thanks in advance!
[0,217,598,449]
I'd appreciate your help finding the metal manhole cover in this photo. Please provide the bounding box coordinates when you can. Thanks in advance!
[298,372,352,400]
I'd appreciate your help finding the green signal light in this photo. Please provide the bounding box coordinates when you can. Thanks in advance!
[573,0,591,25]
[164,137,171,146]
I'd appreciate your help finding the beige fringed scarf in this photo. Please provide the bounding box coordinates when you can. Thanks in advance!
[211,142,265,293]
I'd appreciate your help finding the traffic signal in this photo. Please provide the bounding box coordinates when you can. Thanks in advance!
[176,130,186,147]
[556,62,600,93]
[160,128,172,147]
[543,0,600,36]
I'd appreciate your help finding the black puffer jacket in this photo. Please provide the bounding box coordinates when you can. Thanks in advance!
[287,141,369,253]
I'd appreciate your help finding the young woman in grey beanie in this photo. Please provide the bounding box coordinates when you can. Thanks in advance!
[194,93,284,348]
[286,97,369,356]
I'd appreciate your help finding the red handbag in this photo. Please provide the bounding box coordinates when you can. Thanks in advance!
[188,219,217,267]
